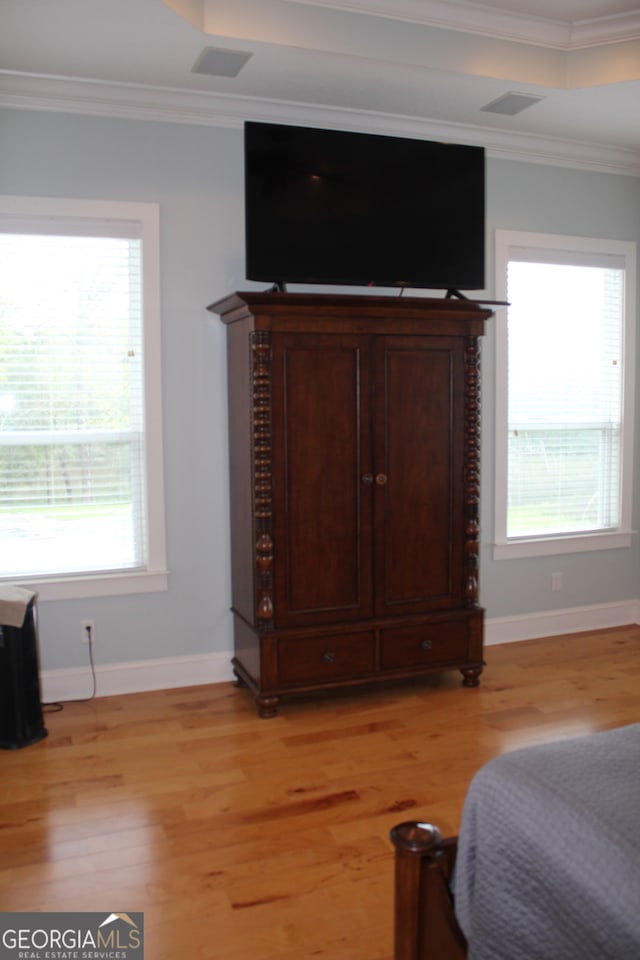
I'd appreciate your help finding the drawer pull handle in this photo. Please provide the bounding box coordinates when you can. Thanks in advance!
[361,473,374,485]
[375,473,388,486]
[420,639,432,651]
[323,652,336,664]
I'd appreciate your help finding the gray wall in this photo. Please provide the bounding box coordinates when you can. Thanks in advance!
[1,107,639,676]
[481,160,640,617]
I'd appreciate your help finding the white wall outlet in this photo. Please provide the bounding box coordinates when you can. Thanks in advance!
[551,572,563,592]
[80,619,96,644]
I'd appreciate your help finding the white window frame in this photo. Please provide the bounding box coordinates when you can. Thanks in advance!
[0,196,168,599]
[494,229,636,561]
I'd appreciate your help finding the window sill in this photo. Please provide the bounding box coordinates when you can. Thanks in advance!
[5,569,169,601]
[493,531,633,560]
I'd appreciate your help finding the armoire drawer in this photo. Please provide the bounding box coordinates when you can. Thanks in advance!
[380,621,470,671]
[277,631,375,686]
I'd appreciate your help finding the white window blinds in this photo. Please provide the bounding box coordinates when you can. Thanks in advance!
[0,222,148,579]
[504,247,626,541]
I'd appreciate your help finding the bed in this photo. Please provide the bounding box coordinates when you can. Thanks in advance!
[390,723,640,960]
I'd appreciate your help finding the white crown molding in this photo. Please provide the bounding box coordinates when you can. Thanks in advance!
[287,0,570,47]
[286,0,640,49]
[570,10,640,48]
[1,70,639,176]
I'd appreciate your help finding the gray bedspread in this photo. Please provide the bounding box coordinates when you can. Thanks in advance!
[453,723,640,960]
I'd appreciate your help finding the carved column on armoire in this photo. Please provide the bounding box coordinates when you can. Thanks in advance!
[463,334,481,611]
[460,333,482,689]
[250,331,275,631]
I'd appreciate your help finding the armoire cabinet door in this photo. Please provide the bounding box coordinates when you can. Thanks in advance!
[372,335,464,617]
[270,333,374,628]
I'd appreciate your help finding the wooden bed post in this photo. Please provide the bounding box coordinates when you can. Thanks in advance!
[390,821,467,960]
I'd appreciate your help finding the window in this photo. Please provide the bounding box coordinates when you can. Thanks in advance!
[0,197,167,599]
[494,230,636,559]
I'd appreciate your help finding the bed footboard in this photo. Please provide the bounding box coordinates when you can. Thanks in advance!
[390,821,467,960]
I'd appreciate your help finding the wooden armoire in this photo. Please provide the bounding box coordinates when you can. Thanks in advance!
[210,292,491,716]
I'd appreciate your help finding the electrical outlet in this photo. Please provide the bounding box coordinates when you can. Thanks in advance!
[80,619,96,644]
[551,572,563,592]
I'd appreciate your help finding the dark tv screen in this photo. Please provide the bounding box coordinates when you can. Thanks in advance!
[244,121,485,292]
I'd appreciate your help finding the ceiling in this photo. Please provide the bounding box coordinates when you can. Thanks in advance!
[1,0,640,174]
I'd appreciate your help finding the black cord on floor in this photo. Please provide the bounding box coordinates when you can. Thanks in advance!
[42,626,97,712]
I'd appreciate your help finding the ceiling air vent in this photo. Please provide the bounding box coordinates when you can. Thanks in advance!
[481,92,545,116]
[192,47,253,78]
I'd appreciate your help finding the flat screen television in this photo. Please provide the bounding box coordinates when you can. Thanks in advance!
[244,121,485,294]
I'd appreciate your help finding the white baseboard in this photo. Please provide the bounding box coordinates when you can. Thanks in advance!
[41,651,235,703]
[485,599,640,646]
[40,600,640,700]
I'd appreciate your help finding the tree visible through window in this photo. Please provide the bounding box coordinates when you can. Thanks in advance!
[0,198,166,588]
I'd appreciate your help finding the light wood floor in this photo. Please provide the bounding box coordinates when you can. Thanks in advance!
[1,627,639,959]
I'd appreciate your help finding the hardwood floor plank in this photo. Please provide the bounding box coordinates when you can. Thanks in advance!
[1,628,639,960]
